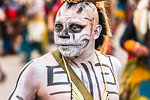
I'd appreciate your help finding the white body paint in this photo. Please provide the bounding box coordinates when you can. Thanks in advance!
[9,51,121,100]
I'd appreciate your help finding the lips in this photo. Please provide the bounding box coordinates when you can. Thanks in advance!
[57,44,81,46]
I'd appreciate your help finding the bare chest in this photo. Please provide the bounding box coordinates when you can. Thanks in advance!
[37,62,119,100]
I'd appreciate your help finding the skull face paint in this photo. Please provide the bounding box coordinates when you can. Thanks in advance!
[54,2,99,58]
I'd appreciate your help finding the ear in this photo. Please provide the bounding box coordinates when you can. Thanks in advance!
[93,25,102,40]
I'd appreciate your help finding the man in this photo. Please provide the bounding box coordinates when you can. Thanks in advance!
[9,0,121,100]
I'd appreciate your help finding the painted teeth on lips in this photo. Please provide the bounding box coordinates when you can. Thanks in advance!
[57,44,81,46]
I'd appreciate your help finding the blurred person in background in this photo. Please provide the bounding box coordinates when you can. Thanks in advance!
[0,0,6,82]
[19,0,49,62]
[119,0,150,100]
[0,0,12,55]
[3,0,24,55]
[111,0,139,66]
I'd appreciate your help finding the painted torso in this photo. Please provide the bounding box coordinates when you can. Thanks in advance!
[9,51,121,100]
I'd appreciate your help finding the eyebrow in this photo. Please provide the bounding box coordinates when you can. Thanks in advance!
[55,21,62,24]
[84,17,94,21]
[68,22,86,27]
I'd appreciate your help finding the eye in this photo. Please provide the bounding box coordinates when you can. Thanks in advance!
[55,24,63,32]
[69,24,85,33]
[70,24,82,31]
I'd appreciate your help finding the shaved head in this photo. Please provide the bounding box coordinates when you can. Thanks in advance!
[56,2,99,27]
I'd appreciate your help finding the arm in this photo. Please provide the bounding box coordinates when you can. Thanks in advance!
[120,16,149,57]
[120,16,136,49]
[9,61,39,100]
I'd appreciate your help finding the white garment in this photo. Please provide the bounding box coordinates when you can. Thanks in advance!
[137,0,149,10]
[135,0,150,35]
[27,0,45,18]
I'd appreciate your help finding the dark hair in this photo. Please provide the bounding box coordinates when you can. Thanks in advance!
[95,8,107,49]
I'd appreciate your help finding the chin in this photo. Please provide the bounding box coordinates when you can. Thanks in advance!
[58,46,82,58]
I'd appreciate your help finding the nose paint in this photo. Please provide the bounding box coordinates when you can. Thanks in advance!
[58,28,70,38]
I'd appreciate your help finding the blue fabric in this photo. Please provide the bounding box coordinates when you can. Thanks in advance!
[140,80,150,98]
[19,25,42,62]
[3,40,12,51]
[117,3,126,11]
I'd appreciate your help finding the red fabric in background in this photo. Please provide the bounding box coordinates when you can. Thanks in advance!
[5,8,18,20]
[52,1,63,16]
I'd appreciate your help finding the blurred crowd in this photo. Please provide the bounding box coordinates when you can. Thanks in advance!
[0,0,139,61]
[0,0,139,55]
[0,0,63,82]
[1,0,150,99]
[0,0,63,61]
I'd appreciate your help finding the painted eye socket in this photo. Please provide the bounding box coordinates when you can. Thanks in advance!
[70,24,82,31]
[55,24,63,32]
[69,24,85,33]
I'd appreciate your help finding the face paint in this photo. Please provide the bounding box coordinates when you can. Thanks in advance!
[76,6,83,14]
[54,2,98,58]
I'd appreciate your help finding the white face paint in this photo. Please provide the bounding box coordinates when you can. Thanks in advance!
[54,3,99,58]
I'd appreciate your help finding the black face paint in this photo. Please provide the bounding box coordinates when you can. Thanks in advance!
[66,3,74,9]
[55,23,63,32]
[55,23,70,38]
[58,28,70,38]
[73,34,75,40]
[58,11,61,17]
[84,17,93,22]
[76,7,83,14]
[69,24,85,33]
[81,38,90,49]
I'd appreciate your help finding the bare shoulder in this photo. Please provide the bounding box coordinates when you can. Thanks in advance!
[10,52,58,89]
[107,55,122,81]
[96,51,121,69]
[96,50,122,80]
[23,52,58,78]
[9,52,59,99]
